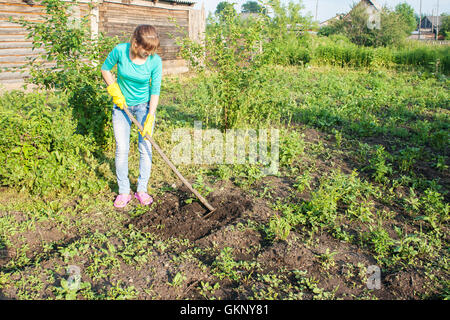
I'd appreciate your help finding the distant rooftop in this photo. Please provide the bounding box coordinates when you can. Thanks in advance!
[367,0,382,11]
[150,0,197,4]
[425,16,443,25]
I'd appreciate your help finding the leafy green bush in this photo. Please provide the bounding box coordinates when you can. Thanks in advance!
[10,0,119,147]
[322,3,413,48]
[393,45,450,75]
[263,35,311,66]
[0,91,107,196]
[176,6,267,129]
[176,0,314,128]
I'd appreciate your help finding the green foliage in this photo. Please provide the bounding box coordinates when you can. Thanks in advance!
[440,14,450,39]
[242,1,265,14]
[263,34,311,66]
[395,2,418,33]
[177,4,267,129]
[324,3,412,47]
[313,34,449,74]
[9,0,119,147]
[414,189,449,232]
[212,247,242,281]
[261,0,313,66]
[393,44,450,75]
[54,278,91,300]
[266,214,291,241]
[0,91,107,196]
[279,130,305,167]
[314,35,393,69]
[215,1,236,15]
[176,0,316,128]
[366,146,393,183]
[265,0,313,39]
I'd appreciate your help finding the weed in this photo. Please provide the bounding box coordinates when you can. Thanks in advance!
[318,248,338,271]
[198,281,220,300]
[266,214,291,242]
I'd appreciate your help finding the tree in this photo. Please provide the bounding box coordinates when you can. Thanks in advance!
[376,8,411,47]
[440,14,450,39]
[330,4,376,46]
[395,2,417,33]
[242,1,264,13]
[215,1,236,15]
[266,0,313,38]
[323,3,412,47]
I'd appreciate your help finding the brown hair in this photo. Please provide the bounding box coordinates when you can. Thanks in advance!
[130,25,160,59]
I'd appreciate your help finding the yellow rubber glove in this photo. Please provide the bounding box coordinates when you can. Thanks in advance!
[141,113,155,138]
[106,82,126,109]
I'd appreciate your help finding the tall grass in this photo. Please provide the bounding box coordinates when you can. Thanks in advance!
[313,35,393,69]
[275,34,450,75]
[393,42,450,74]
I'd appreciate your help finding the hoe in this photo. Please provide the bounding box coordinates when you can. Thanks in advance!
[122,107,216,216]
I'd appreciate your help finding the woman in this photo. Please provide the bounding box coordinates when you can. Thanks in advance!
[101,25,163,208]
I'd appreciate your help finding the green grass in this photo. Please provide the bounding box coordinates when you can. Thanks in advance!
[0,62,448,300]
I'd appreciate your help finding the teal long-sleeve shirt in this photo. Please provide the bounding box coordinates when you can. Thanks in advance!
[101,43,163,106]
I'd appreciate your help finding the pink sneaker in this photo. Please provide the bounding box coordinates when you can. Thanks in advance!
[114,194,132,208]
[134,192,153,206]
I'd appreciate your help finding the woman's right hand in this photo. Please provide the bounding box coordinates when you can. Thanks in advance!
[106,82,126,109]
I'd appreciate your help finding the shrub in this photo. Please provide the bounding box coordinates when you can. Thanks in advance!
[263,35,311,66]
[324,3,412,47]
[176,0,313,128]
[0,91,107,196]
[9,0,119,147]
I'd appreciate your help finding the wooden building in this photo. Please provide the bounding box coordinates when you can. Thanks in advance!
[419,16,443,31]
[319,0,382,29]
[0,0,205,87]
[410,16,445,41]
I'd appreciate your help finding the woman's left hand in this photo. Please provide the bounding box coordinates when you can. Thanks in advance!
[141,113,155,138]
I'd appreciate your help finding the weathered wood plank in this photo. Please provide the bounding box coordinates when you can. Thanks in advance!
[0,41,32,49]
[0,12,45,21]
[0,34,27,40]
[0,0,35,4]
[104,2,189,15]
[104,17,187,27]
[0,47,45,55]
[0,20,32,27]
[0,54,38,62]
[0,61,54,68]
[0,5,45,14]
[104,11,189,22]
[0,70,30,80]
[103,4,188,19]
[162,59,188,75]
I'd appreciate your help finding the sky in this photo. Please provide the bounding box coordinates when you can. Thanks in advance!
[193,0,450,23]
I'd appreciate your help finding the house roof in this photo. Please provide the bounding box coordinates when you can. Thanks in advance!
[155,0,197,4]
[367,0,382,11]
[425,16,443,26]
[320,14,345,26]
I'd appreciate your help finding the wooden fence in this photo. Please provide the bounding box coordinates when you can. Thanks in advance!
[0,0,205,86]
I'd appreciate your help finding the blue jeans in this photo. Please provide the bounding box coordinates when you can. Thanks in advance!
[112,102,155,194]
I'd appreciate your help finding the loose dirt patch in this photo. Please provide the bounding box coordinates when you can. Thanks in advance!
[132,181,254,241]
